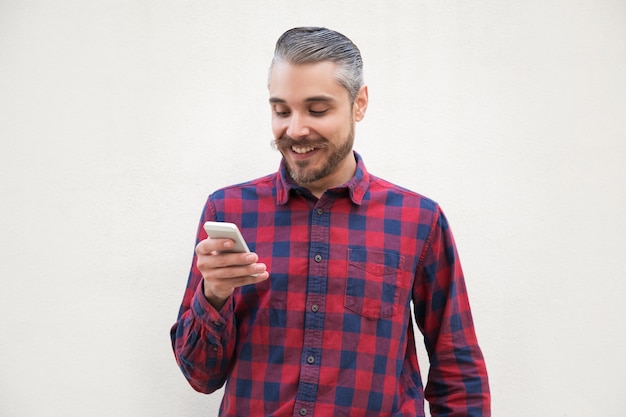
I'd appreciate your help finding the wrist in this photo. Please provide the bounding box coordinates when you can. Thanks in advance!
[202,282,232,310]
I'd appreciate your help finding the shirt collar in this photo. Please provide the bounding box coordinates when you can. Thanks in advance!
[276,151,370,206]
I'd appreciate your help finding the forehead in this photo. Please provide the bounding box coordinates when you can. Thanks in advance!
[268,61,350,104]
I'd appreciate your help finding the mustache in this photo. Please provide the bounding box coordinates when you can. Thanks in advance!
[272,134,329,149]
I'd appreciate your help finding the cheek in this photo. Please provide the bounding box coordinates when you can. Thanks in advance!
[317,118,344,139]
[271,118,286,138]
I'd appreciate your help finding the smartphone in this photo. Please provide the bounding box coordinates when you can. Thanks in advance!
[203,221,251,253]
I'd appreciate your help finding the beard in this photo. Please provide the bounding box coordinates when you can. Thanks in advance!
[273,125,355,186]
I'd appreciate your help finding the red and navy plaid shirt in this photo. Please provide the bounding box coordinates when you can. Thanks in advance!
[171,152,490,417]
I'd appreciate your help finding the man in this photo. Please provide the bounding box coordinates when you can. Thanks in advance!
[171,27,490,417]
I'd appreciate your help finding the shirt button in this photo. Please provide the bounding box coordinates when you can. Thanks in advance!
[314,254,322,262]
[307,356,315,364]
[299,408,307,416]
[311,304,319,313]
[316,208,323,215]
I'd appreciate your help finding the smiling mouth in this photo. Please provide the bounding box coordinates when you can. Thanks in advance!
[291,145,316,154]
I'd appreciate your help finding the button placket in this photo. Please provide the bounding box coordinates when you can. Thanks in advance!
[293,199,331,416]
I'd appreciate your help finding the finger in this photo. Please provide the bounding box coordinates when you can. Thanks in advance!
[196,237,235,255]
[196,252,260,273]
[204,271,269,302]
[202,261,267,281]
[213,271,269,288]
[207,271,270,295]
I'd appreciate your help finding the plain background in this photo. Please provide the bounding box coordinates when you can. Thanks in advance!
[1,1,625,416]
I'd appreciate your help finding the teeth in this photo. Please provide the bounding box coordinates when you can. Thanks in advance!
[292,146,315,154]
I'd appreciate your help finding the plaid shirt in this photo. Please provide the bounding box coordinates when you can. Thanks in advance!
[171,152,490,417]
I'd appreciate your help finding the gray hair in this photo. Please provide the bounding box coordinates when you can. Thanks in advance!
[269,27,364,103]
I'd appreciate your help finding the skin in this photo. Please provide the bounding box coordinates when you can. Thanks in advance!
[197,61,368,308]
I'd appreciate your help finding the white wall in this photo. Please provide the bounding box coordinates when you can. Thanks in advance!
[1,1,625,416]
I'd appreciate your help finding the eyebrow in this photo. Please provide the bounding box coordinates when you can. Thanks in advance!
[269,95,336,104]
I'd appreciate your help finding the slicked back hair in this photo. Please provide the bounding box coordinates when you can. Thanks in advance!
[269,27,364,103]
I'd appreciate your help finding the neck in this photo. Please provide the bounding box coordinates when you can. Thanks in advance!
[303,153,357,198]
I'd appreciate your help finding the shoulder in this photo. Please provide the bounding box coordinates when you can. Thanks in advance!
[367,173,439,214]
[362,173,446,246]
[205,173,278,220]
[209,172,277,200]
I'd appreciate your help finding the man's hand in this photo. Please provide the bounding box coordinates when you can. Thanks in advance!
[195,237,269,309]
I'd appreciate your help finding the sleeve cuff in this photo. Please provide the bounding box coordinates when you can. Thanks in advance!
[191,279,234,329]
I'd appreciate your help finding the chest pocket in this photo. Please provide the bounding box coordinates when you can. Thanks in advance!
[345,249,407,320]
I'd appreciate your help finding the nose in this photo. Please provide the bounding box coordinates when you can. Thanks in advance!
[286,112,310,139]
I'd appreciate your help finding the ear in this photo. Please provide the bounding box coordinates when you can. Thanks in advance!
[353,85,368,122]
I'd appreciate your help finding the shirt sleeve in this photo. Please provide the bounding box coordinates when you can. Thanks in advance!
[413,206,491,416]
[169,201,238,394]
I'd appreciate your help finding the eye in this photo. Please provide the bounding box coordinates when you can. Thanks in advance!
[309,108,329,116]
[272,105,291,117]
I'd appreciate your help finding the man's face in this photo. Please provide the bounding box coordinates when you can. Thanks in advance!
[269,61,367,193]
